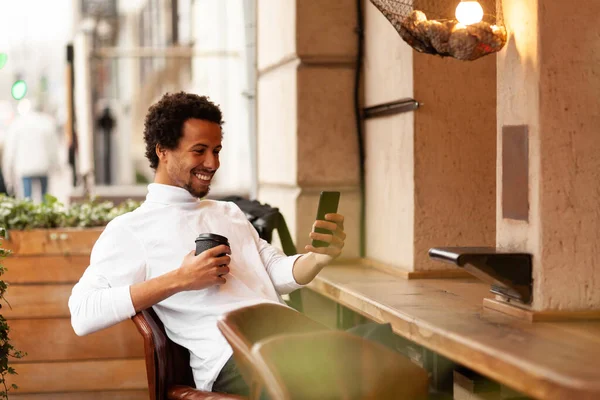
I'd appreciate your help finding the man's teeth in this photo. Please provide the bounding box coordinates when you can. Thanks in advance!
[196,174,211,181]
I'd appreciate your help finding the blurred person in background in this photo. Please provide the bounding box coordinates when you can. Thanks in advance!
[2,100,60,200]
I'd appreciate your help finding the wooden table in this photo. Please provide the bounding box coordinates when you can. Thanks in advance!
[307,264,600,400]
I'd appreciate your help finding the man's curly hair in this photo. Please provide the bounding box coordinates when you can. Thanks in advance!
[143,92,224,169]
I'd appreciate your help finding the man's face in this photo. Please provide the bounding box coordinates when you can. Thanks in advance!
[156,118,222,198]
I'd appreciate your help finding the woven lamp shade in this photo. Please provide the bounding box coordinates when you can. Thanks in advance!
[370,0,506,61]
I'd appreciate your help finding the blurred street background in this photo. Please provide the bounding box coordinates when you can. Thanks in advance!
[0,0,256,205]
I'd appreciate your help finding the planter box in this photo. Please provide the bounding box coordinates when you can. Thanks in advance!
[2,228,105,285]
[3,227,105,256]
[2,228,147,398]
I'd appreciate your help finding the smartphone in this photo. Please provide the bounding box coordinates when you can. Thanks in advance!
[311,191,341,248]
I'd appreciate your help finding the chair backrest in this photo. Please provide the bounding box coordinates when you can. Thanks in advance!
[132,308,196,400]
[216,303,329,397]
[252,330,429,400]
[219,196,297,256]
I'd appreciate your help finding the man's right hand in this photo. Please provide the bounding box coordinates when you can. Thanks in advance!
[130,244,232,312]
[177,245,231,291]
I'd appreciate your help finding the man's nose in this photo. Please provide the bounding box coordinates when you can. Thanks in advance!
[203,153,218,170]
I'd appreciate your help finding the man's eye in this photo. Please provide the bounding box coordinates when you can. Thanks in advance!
[194,150,205,155]
[214,151,220,156]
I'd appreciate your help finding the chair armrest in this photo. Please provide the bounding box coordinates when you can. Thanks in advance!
[167,385,246,400]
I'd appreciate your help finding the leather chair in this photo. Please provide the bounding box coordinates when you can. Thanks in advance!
[252,330,430,400]
[216,303,330,399]
[132,308,244,400]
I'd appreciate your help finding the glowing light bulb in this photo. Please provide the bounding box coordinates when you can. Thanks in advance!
[455,1,484,25]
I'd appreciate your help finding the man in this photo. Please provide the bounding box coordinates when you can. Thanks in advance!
[69,92,346,394]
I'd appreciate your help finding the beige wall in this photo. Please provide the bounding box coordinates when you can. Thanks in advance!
[257,0,361,257]
[364,0,496,272]
[496,0,541,301]
[413,53,497,271]
[364,2,415,269]
[496,0,539,254]
[538,1,600,310]
[498,0,600,310]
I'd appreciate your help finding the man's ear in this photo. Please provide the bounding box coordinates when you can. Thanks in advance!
[156,144,167,162]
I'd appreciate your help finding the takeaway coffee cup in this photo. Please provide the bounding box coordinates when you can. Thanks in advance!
[195,233,230,256]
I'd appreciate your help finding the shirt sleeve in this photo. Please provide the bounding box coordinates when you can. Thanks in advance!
[68,221,146,336]
[256,237,304,295]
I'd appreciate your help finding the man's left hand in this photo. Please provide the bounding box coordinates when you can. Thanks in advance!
[304,213,346,262]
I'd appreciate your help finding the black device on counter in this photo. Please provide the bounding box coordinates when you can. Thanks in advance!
[311,191,341,248]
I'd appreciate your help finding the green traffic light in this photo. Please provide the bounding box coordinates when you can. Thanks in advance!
[0,53,7,70]
[11,80,27,100]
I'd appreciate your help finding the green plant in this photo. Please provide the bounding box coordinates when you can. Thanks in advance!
[0,230,24,398]
[0,195,141,231]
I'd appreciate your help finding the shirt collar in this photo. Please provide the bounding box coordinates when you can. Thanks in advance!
[145,183,200,205]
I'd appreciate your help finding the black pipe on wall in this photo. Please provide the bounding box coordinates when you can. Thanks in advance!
[354,0,366,257]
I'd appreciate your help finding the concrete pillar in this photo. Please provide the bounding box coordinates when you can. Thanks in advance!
[363,0,497,274]
[497,0,600,311]
[256,0,361,256]
[73,32,95,192]
[115,12,140,186]
[192,0,251,196]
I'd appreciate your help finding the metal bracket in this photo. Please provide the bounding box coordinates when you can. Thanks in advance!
[428,247,533,304]
[363,98,420,119]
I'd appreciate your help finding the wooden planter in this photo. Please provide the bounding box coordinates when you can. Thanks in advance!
[2,228,148,399]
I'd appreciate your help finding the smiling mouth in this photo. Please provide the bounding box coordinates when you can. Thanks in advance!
[194,172,213,184]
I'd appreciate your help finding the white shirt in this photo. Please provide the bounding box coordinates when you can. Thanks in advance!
[68,183,303,391]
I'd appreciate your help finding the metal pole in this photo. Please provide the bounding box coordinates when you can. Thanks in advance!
[98,107,115,185]
[65,44,77,187]
[104,124,111,184]
[171,0,179,44]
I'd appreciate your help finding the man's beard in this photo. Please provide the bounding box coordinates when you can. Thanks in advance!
[184,182,210,199]
[167,162,211,199]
